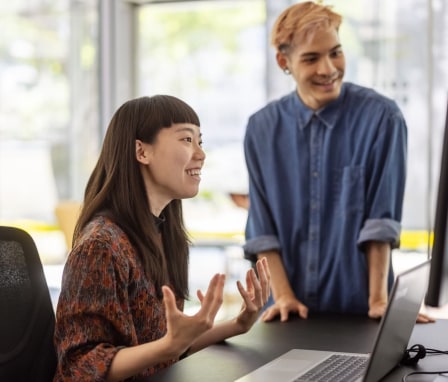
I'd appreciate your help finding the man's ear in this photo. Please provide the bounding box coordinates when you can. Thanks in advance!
[276,51,289,72]
[135,139,151,165]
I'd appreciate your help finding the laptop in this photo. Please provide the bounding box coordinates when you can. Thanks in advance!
[235,260,431,382]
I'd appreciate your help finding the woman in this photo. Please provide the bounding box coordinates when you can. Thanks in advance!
[53,95,270,381]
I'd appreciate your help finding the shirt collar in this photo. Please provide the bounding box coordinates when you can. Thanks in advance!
[292,83,346,130]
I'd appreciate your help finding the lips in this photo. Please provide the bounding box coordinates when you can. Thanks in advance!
[313,74,340,86]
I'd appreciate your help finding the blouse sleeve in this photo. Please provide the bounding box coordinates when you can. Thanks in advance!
[54,234,135,381]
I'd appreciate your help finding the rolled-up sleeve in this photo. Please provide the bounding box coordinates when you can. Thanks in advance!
[357,218,401,249]
[243,235,281,261]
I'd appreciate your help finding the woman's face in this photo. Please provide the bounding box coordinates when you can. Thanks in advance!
[136,123,205,214]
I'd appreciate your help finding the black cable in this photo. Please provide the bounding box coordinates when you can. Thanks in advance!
[401,344,448,381]
[407,347,448,356]
[402,371,448,381]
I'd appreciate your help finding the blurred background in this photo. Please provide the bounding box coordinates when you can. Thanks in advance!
[0,0,447,317]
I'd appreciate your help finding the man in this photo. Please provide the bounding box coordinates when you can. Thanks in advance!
[243,1,410,321]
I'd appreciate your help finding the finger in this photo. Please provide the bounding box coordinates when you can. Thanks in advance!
[260,307,279,322]
[237,278,261,311]
[256,257,268,277]
[256,259,270,303]
[416,316,429,324]
[162,285,177,317]
[368,309,382,320]
[416,312,435,323]
[248,268,263,306]
[201,274,223,303]
[298,304,308,319]
[199,274,225,318]
[236,280,253,309]
[279,307,290,322]
[245,268,254,296]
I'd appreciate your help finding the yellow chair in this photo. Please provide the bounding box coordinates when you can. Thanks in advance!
[54,201,81,250]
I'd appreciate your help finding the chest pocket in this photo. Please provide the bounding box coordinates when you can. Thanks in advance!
[332,166,365,215]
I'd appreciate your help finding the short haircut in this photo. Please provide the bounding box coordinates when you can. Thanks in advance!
[271,1,342,53]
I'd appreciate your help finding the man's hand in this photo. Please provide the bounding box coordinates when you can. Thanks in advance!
[368,300,387,319]
[260,294,308,322]
[369,299,436,324]
[415,312,435,323]
[257,251,307,322]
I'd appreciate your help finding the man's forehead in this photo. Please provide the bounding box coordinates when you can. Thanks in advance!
[292,26,340,53]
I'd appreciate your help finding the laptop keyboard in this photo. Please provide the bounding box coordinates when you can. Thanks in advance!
[294,354,369,382]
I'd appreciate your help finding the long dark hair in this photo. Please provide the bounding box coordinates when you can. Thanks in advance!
[74,95,200,299]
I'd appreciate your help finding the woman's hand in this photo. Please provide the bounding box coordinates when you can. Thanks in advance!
[162,273,225,358]
[170,259,270,355]
[234,257,271,332]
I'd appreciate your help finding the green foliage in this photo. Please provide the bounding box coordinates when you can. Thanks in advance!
[139,2,265,59]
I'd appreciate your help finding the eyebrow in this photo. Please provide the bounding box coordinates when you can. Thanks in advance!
[300,44,342,58]
[174,126,202,137]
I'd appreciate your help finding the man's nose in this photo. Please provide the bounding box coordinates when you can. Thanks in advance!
[316,56,336,76]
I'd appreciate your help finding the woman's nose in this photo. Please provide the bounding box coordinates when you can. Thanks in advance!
[195,145,206,162]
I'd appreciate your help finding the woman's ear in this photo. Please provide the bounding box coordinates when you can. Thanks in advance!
[136,139,151,165]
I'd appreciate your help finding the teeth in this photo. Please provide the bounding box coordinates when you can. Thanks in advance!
[187,169,201,176]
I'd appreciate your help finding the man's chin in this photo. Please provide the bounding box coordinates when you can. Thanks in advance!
[319,85,342,103]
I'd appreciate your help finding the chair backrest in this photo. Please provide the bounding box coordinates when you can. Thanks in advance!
[0,226,57,382]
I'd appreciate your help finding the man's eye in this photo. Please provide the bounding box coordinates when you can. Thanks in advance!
[183,137,193,143]
[303,57,317,64]
[331,50,343,58]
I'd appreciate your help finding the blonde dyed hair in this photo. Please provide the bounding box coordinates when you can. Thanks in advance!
[271,1,342,53]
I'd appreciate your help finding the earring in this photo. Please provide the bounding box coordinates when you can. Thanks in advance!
[283,68,291,75]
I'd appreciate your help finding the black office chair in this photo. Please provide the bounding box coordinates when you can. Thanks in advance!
[0,226,57,382]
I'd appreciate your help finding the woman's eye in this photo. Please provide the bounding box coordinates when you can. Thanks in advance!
[183,137,193,143]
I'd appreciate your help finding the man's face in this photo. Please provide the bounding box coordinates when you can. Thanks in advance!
[277,26,345,110]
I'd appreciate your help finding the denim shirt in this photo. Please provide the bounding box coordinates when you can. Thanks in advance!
[243,82,407,314]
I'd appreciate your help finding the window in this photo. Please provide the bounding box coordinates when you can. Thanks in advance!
[0,0,99,263]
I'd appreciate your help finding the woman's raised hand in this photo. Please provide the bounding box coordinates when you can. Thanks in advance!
[162,273,225,357]
[234,257,271,332]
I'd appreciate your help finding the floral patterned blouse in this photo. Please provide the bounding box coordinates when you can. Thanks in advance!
[53,216,182,381]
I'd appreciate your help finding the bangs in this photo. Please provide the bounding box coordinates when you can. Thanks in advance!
[133,95,201,143]
[152,95,200,127]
